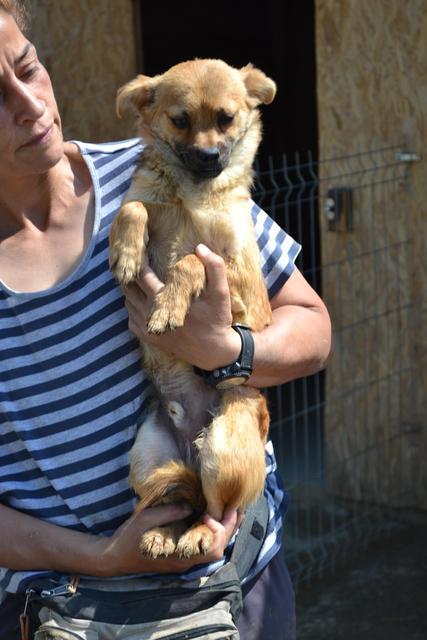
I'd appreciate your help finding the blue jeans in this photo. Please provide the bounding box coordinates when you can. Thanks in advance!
[238,552,296,640]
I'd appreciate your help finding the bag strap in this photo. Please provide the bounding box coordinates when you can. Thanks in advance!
[230,493,269,581]
[19,575,79,638]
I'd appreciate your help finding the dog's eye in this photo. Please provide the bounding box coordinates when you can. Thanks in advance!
[217,112,234,128]
[170,114,190,130]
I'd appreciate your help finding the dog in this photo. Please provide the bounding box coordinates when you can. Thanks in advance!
[109,59,276,558]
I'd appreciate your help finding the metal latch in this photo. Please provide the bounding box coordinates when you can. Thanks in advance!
[324,187,353,231]
[40,583,76,598]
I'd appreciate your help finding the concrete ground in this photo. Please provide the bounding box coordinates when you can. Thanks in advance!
[295,523,427,639]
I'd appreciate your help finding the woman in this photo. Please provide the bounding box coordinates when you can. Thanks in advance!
[0,1,331,637]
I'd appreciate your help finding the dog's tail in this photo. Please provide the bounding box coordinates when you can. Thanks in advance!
[135,460,206,515]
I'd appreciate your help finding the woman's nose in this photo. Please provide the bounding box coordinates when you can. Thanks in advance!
[13,83,45,124]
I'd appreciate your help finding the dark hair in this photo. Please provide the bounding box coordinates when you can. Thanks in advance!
[0,0,30,33]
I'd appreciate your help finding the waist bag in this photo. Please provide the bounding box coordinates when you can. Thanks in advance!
[25,495,269,640]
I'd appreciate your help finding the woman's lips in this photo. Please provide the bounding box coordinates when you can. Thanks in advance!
[20,125,54,148]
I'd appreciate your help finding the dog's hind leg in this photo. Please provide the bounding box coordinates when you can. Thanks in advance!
[136,460,207,558]
[198,387,269,516]
[129,407,182,497]
[175,388,269,558]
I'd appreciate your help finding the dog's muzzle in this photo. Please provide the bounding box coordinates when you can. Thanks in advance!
[176,144,231,179]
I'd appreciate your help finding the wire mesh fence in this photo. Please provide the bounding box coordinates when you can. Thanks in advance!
[253,147,418,586]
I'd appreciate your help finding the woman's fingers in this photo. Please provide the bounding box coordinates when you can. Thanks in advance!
[137,264,164,298]
[195,244,230,305]
[203,507,241,543]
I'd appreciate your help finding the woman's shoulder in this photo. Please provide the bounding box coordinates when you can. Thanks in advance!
[65,139,144,187]
[65,138,144,159]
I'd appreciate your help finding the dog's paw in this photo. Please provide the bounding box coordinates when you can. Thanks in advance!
[175,523,214,558]
[147,307,183,334]
[147,293,189,334]
[109,242,144,285]
[139,526,178,558]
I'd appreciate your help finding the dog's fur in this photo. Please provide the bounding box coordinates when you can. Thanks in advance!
[110,59,276,558]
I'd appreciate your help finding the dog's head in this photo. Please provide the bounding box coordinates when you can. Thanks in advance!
[117,59,276,181]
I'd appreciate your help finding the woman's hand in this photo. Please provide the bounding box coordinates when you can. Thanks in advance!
[124,244,241,371]
[93,503,243,576]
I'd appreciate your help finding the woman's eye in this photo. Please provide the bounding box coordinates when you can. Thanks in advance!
[170,114,190,129]
[218,113,234,127]
[20,65,39,80]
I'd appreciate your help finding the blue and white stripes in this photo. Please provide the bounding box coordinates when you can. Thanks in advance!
[0,138,300,593]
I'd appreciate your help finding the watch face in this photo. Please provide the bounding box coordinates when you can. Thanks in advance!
[216,376,247,390]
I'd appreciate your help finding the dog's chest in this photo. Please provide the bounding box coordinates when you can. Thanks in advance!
[147,200,253,275]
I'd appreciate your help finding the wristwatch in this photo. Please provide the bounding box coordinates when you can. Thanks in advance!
[202,323,254,390]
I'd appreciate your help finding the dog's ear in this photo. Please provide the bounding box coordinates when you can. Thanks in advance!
[240,64,276,107]
[116,75,156,118]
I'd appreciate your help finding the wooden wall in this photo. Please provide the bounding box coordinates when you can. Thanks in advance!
[25,0,426,508]
[316,0,426,508]
[28,0,138,142]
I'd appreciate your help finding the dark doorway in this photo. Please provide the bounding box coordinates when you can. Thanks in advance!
[139,1,317,162]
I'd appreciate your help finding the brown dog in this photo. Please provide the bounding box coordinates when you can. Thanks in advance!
[110,59,276,558]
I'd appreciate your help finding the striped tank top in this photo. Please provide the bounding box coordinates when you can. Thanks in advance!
[0,138,301,593]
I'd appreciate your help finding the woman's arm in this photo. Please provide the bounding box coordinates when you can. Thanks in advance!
[124,244,331,388]
[249,267,331,387]
[0,502,239,577]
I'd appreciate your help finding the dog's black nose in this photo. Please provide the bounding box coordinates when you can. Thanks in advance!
[192,147,221,166]
[187,147,222,178]
[177,144,227,179]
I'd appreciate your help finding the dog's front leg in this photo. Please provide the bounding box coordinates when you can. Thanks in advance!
[147,253,205,334]
[109,199,149,285]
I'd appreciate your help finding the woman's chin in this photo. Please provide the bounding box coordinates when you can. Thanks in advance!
[16,129,65,174]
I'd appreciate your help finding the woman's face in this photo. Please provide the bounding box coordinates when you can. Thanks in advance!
[0,11,63,181]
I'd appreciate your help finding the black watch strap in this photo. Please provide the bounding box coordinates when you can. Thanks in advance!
[232,323,254,373]
[198,323,254,389]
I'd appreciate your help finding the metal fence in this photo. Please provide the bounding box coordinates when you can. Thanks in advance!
[253,147,419,586]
